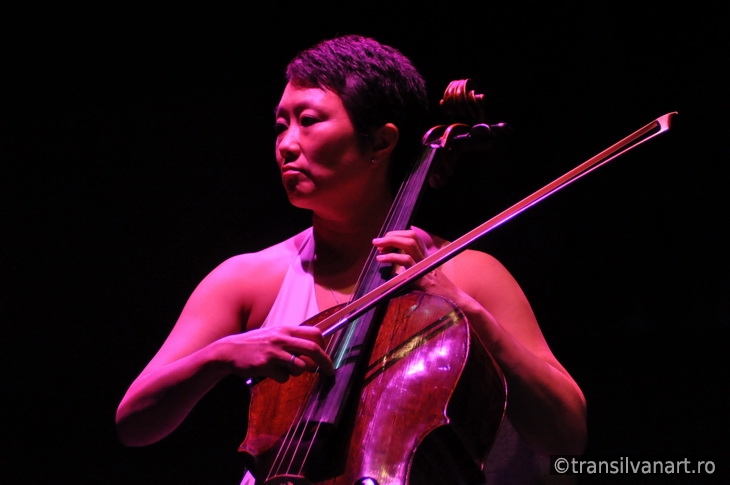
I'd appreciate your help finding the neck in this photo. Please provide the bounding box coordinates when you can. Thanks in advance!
[310,195,392,289]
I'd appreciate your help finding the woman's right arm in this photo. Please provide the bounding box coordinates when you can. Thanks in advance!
[115,253,333,447]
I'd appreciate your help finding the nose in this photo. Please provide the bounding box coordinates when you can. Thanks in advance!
[276,126,299,164]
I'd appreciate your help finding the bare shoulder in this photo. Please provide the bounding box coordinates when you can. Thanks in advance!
[213,232,304,285]
[422,230,522,298]
[202,229,310,328]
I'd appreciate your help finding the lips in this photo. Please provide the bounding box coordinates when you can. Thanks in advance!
[281,163,308,175]
[281,167,308,191]
[281,167,306,181]
[282,170,302,179]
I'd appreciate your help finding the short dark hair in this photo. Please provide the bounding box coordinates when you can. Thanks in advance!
[285,34,429,191]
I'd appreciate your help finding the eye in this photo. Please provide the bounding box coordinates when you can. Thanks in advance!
[300,115,318,127]
[274,122,287,136]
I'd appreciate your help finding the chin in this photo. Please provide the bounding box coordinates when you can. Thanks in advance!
[286,191,314,210]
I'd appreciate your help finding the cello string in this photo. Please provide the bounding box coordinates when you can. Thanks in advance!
[267,329,343,479]
[288,335,345,477]
[266,387,315,478]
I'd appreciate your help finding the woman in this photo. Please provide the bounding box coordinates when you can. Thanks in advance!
[116,34,586,484]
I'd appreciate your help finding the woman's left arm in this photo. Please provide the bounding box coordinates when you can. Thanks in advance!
[373,229,587,455]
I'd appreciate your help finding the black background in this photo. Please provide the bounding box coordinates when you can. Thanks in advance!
[4,2,729,484]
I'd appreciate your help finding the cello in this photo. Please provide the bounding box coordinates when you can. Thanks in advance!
[238,78,676,484]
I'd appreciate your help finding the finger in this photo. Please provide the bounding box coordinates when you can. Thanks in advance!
[372,234,414,250]
[283,328,334,374]
[378,229,417,238]
[286,353,305,377]
[298,350,334,375]
[373,232,425,259]
[375,251,415,268]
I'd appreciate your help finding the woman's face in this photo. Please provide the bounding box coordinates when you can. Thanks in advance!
[274,82,382,213]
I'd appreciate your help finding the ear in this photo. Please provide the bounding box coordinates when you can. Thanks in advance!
[370,123,399,163]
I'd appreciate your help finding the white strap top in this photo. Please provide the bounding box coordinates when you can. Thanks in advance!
[260,227,320,329]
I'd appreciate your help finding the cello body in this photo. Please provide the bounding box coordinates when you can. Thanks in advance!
[239,291,506,484]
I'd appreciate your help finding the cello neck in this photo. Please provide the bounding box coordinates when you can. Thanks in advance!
[352,127,451,299]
